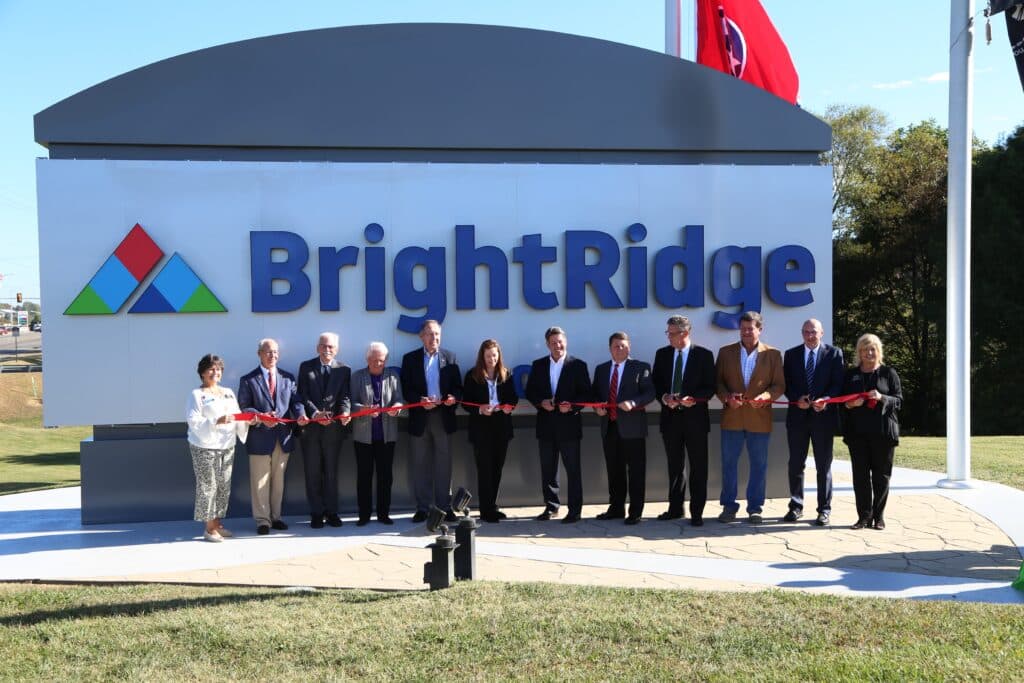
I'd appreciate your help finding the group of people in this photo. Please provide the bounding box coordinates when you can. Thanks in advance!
[184,312,902,543]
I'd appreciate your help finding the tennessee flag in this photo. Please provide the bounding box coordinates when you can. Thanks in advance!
[696,0,799,104]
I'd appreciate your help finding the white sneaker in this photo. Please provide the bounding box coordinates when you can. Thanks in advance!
[203,530,223,543]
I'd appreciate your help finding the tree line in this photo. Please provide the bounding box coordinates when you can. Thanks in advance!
[823,105,1023,435]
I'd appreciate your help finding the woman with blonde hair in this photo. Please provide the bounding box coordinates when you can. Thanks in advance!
[841,334,902,530]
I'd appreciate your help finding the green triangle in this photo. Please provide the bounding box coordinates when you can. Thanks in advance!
[179,283,227,313]
[64,285,113,315]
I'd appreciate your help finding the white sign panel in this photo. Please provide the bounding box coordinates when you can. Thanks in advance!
[38,160,831,426]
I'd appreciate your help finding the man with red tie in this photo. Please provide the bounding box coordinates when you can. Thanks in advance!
[592,332,656,525]
[238,338,307,535]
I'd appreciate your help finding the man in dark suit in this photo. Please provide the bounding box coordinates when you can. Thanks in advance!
[651,315,716,526]
[783,318,845,526]
[238,338,307,535]
[400,320,463,523]
[592,331,656,524]
[297,332,352,529]
[525,326,593,524]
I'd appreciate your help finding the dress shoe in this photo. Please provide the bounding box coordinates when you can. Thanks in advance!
[624,516,641,526]
[356,518,370,527]
[717,509,737,523]
[444,510,458,522]
[377,516,394,525]
[257,524,270,535]
[495,510,508,520]
[326,513,343,528]
[311,516,325,529]
[203,530,223,543]
[596,509,625,520]
[657,510,683,521]
[271,519,288,531]
[690,517,704,527]
[872,519,886,531]
[411,511,428,523]
[534,510,554,521]
[815,513,830,526]
[783,509,803,523]
[850,517,871,530]
[215,526,233,538]
[748,513,763,525]
[561,513,581,524]
[481,513,501,523]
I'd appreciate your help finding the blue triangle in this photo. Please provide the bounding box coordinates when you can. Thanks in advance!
[129,284,176,313]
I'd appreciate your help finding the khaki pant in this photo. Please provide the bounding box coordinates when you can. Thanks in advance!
[249,442,289,526]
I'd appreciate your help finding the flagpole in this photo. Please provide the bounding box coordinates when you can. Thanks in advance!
[938,0,974,489]
[665,0,681,57]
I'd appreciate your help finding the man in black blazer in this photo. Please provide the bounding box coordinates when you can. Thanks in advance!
[297,332,352,529]
[651,315,716,526]
[783,318,845,526]
[238,338,307,535]
[592,332,656,524]
[525,326,592,524]
[400,320,463,523]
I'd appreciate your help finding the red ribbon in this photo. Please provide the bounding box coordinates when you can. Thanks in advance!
[233,392,879,424]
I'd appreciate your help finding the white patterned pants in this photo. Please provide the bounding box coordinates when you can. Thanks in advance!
[190,444,234,522]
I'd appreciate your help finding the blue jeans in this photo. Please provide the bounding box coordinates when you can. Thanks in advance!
[719,429,770,514]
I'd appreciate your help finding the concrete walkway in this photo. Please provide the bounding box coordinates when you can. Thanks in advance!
[2,460,1023,604]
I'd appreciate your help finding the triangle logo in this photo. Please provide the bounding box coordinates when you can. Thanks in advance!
[66,224,227,315]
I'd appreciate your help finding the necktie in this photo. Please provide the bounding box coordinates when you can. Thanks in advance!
[805,350,815,397]
[672,350,683,395]
[608,364,619,421]
[267,371,276,402]
[320,365,330,393]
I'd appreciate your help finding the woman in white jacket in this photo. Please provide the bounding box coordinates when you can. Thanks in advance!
[186,354,253,542]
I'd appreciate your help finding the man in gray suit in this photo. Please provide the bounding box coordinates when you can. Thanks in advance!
[592,331,656,524]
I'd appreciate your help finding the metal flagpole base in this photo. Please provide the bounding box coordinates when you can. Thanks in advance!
[936,478,976,489]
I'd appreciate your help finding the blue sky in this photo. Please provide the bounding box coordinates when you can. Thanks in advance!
[1,0,1020,302]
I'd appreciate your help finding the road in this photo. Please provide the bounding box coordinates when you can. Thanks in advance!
[0,329,41,358]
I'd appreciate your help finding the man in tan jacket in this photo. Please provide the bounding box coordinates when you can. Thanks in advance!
[715,311,785,524]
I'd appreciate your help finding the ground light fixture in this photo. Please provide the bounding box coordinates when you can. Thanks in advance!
[423,505,456,590]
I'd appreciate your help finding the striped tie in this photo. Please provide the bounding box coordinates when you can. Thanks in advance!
[608,364,619,421]
[805,350,815,398]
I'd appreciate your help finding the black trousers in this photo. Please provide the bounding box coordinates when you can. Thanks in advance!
[300,425,344,517]
[661,425,708,519]
[538,438,582,515]
[472,430,511,516]
[845,433,895,523]
[786,426,835,514]
[601,421,646,518]
[354,441,395,520]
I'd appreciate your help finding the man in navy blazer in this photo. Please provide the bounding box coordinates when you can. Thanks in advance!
[651,315,716,526]
[296,332,352,529]
[592,332,656,524]
[238,338,307,535]
[783,319,845,526]
[525,326,593,524]
[400,320,463,522]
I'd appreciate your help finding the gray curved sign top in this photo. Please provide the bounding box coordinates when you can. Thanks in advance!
[35,23,830,164]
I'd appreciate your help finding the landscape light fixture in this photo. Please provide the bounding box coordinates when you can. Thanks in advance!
[423,505,457,590]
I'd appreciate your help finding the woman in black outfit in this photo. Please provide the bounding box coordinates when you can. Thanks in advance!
[842,333,902,530]
[462,339,519,523]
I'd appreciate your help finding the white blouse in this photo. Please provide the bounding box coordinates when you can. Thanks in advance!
[186,387,249,449]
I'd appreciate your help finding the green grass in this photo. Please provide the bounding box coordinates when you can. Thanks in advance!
[0,582,1022,680]
[834,436,1024,490]
[0,417,89,494]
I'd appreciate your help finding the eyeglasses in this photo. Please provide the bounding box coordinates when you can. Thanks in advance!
[665,330,683,337]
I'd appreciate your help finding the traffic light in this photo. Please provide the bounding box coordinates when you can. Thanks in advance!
[16,292,22,303]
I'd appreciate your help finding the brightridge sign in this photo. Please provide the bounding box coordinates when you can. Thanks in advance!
[38,160,831,427]
[250,223,815,333]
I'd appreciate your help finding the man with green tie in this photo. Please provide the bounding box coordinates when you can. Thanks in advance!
[651,316,716,526]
